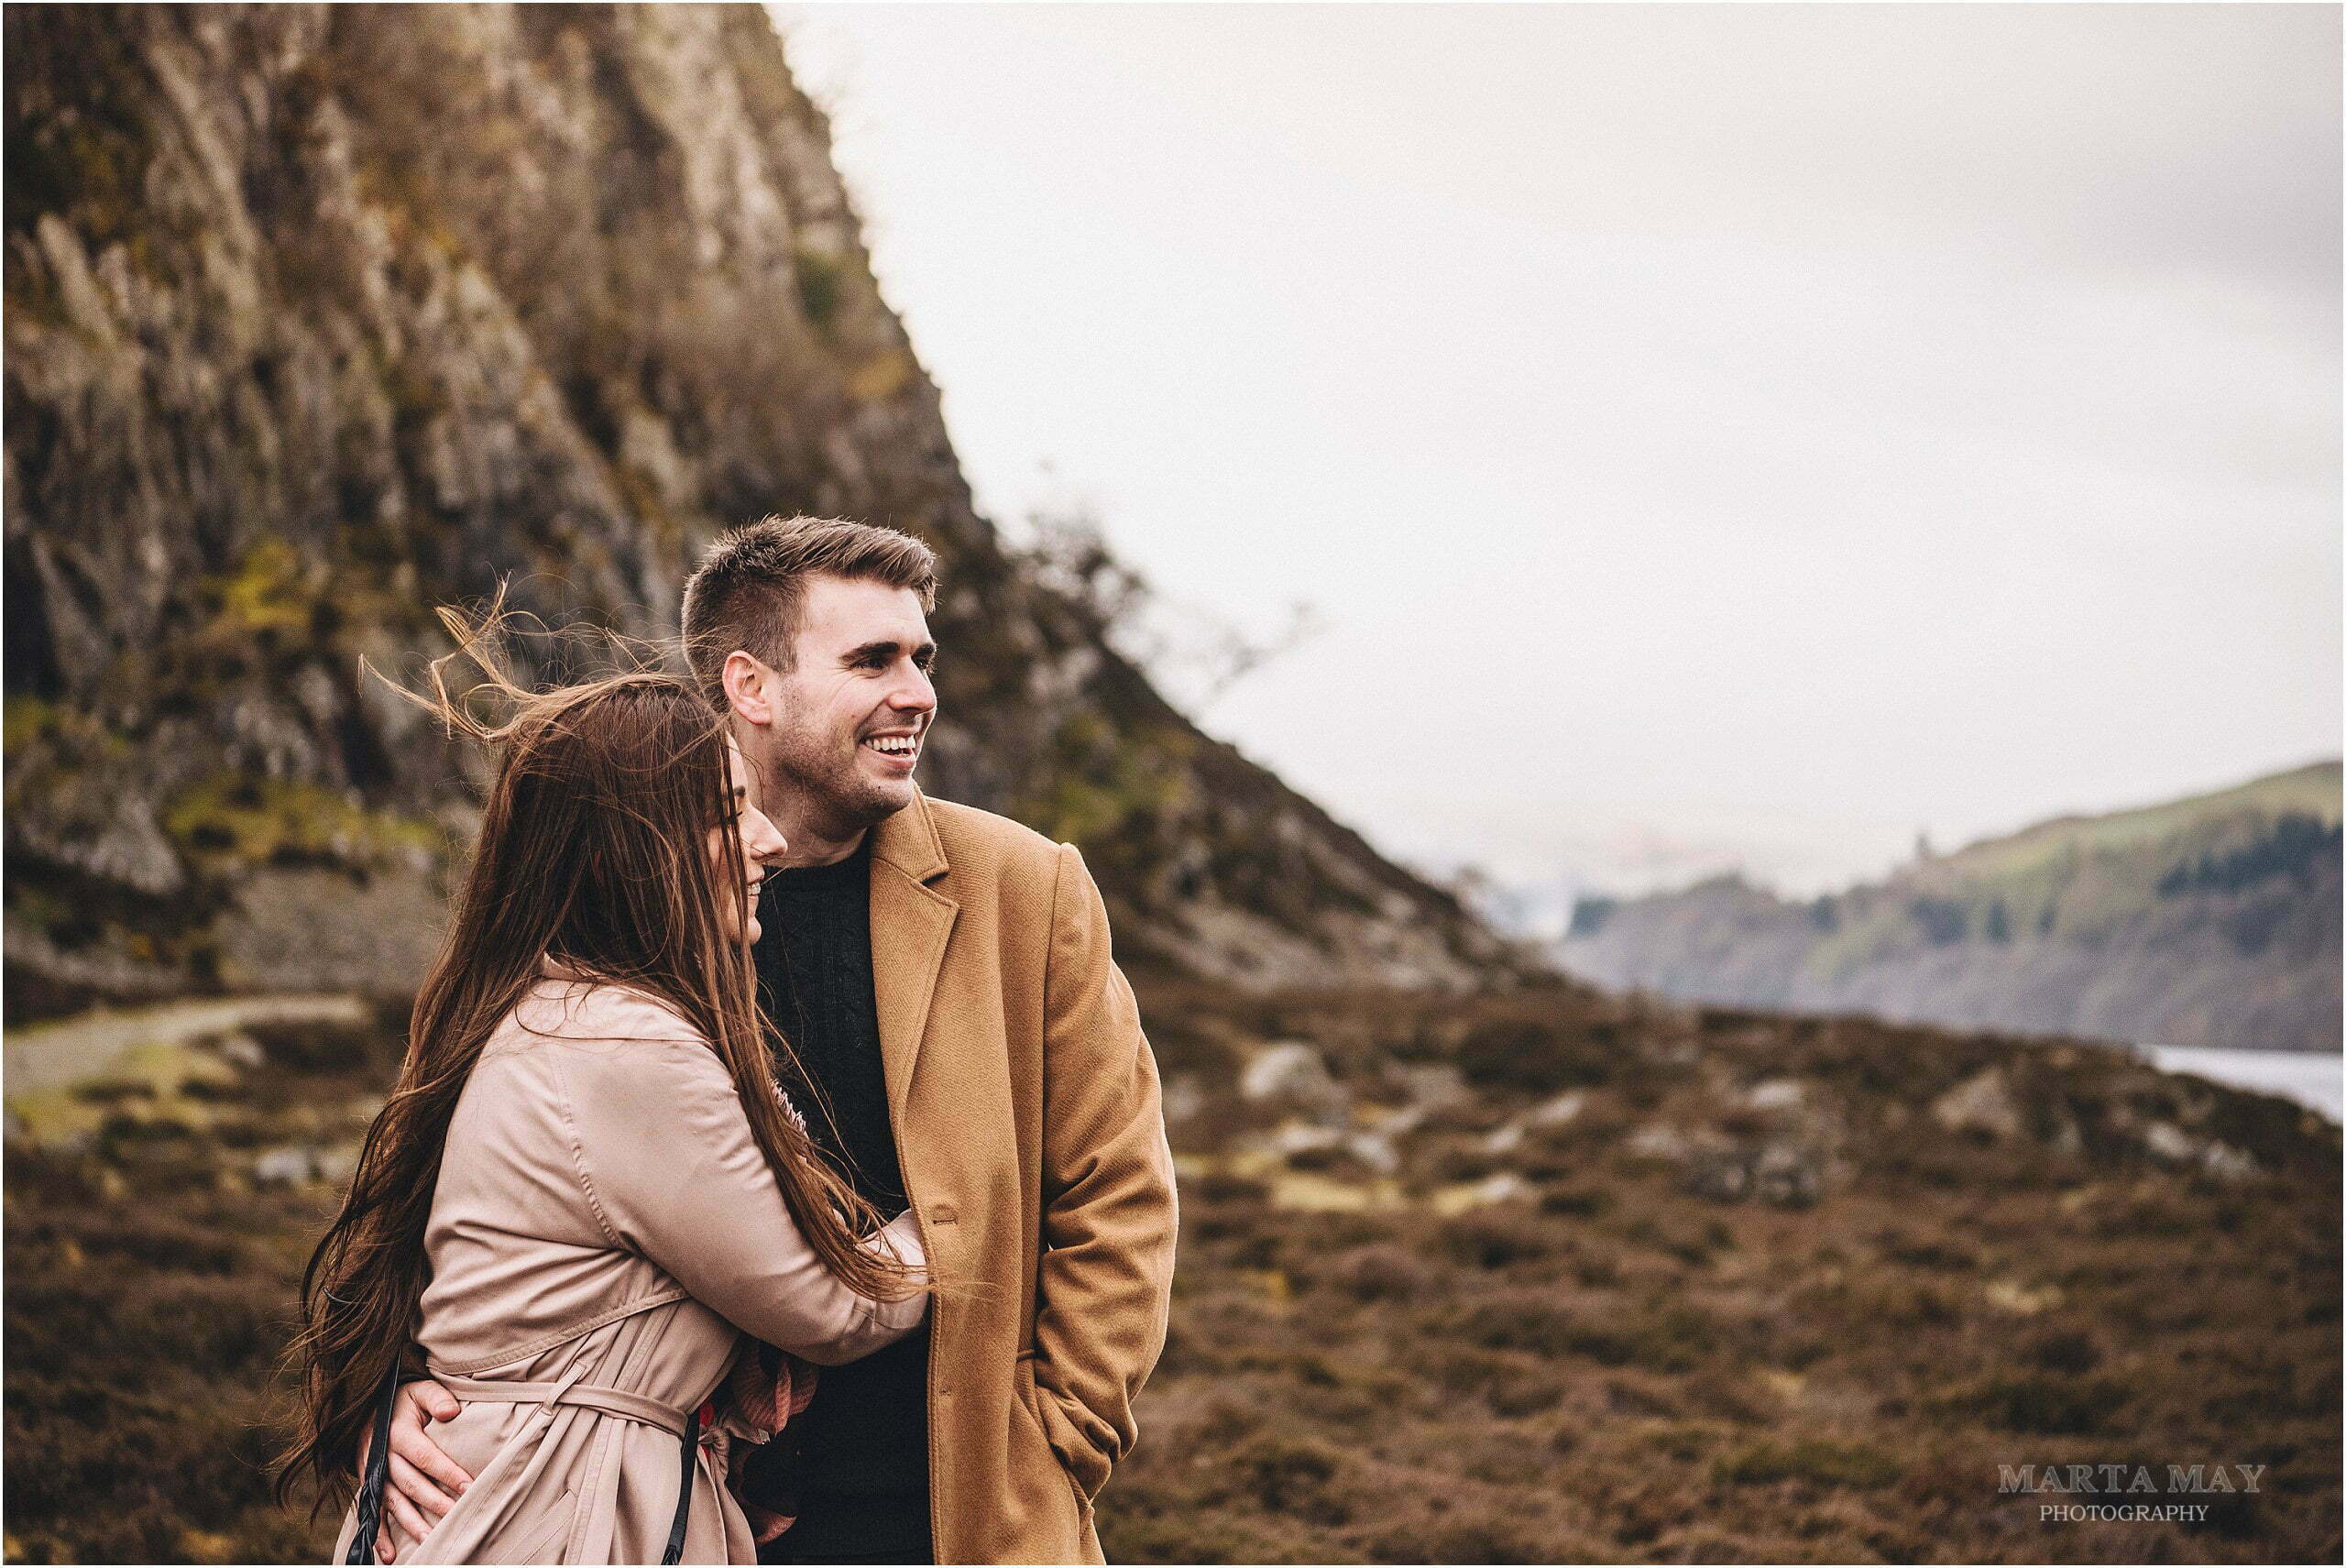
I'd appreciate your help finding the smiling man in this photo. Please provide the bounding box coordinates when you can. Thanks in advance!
[685,515,1176,1564]
[372,516,1178,1564]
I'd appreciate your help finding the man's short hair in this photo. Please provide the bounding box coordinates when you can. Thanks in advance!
[681,515,939,693]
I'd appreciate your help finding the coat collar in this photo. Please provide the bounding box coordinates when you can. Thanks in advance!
[868,785,950,884]
[866,788,958,1124]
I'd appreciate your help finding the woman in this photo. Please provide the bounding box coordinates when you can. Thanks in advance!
[277,635,928,1564]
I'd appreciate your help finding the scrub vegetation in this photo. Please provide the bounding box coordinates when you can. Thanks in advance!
[5,981,2336,1563]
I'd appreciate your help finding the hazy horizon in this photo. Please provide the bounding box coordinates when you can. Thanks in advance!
[774,4,2342,900]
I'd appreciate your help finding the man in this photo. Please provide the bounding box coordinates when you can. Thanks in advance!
[373,516,1178,1564]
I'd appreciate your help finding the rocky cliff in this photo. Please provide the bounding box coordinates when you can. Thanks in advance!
[4,3,1520,1011]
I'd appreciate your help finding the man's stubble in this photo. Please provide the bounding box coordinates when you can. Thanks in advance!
[744,709,910,847]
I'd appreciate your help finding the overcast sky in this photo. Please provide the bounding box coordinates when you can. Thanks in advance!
[774,4,2341,900]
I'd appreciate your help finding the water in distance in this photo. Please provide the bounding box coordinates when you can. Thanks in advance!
[2140,1043,2341,1124]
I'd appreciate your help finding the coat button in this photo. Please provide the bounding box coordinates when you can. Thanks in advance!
[930,1202,959,1224]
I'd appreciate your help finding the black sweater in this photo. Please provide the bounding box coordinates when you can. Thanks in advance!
[742,838,930,1506]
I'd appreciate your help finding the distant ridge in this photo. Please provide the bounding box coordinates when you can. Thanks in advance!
[1561,761,2342,1052]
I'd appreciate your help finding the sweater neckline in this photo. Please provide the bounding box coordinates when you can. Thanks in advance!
[767,836,872,889]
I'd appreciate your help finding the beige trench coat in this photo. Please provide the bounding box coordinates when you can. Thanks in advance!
[331,978,927,1565]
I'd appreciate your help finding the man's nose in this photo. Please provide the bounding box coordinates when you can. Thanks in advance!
[890,669,937,713]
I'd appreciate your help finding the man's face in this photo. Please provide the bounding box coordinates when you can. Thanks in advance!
[746,574,937,833]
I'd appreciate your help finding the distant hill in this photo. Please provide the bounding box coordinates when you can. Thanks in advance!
[1560,762,2342,1052]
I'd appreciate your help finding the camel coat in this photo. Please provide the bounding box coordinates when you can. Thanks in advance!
[330,978,929,1564]
[848,792,1179,1564]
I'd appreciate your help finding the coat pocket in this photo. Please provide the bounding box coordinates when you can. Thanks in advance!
[1014,1354,1092,1522]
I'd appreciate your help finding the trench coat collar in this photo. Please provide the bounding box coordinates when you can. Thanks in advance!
[867,788,958,1122]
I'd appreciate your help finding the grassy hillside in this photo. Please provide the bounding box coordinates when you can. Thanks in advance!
[1564,762,2342,1053]
[1932,762,2341,887]
[5,981,2336,1563]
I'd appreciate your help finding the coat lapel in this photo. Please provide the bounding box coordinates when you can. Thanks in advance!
[868,789,957,1124]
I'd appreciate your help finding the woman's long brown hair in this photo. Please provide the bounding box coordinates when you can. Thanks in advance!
[276,610,915,1508]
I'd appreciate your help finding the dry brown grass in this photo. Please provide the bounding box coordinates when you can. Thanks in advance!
[2,984,2336,1563]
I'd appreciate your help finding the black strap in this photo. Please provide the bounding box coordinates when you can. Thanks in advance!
[663,1405,702,1564]
[345,1367,401,1564]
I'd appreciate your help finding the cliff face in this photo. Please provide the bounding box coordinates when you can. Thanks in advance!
[1561,762,2343,1053]
[4,3,1518,1010]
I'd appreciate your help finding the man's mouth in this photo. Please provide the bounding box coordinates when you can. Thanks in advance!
[861,731,921,767]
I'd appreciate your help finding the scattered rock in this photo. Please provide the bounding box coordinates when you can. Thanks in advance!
[1344,1131,1401,1176]
[1686,1137,1829,1209]
[1743,1079,1805,1113]
[1528,1090,1587,1128]
[1932,1068,2024,1141]
[1983,1277,2064,1315]
[1627,1123,1693,1162]
[1258,1116,1404,1178]
[1471,1171,1536,1206]
[2201,1140,2258,1180]
[2045,1114,2085,1158]
[253,1145,323,1185]
[207,1032,267,1070]
[1752,1142,1825,1209]
[2141,1120,2198,1166]
[1431,1171,1537,1214]
[1398,1065,1467,1113]
[1241,1042,1346,1124]
[1160,1074,1204,1124]
[1687,1146,1751,1203]
[1269,1121,1344,1159]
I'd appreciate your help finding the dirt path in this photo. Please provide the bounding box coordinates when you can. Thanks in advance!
[4,994,369,1093]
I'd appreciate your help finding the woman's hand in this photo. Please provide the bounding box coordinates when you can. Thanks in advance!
[356,1378,472,1563]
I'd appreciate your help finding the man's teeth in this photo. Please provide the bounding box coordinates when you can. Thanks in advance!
[863,736,918,755]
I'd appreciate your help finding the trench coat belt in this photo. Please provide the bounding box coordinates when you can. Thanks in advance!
[432,1371,698,1437]
[430,1368,707,1563]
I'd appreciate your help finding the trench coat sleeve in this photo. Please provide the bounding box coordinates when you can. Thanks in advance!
[1029,843,1180,1499]
[556,1027,929,1366]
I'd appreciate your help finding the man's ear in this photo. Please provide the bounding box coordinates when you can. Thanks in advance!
[721,651,779,727]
